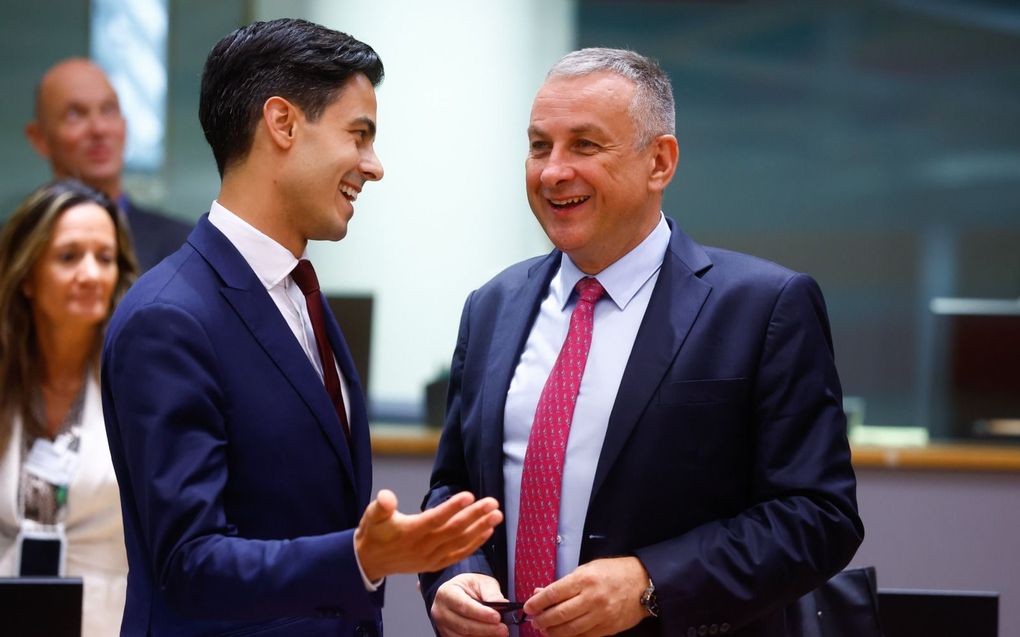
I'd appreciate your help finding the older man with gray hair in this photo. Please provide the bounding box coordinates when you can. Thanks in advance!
[420,47,862,637]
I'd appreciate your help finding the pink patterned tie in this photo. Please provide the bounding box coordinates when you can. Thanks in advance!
[514,277,605,634]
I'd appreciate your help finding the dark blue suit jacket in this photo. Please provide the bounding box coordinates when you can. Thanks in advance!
[102,216,383,636]
[420,221,863,636]
[121,197,193,271]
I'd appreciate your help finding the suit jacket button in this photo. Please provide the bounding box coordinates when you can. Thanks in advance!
[699,625,708,635]
[720,623,730,633]
[710,625,719,634]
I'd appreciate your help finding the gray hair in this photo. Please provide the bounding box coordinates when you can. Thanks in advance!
[547,47,675,148]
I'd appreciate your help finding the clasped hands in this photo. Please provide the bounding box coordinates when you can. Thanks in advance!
[354,489,503,582]
[431,556,650,637]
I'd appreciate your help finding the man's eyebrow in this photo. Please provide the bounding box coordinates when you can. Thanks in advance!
[353,116,376,138]
[568,124,605,136]
[527,123,605,137]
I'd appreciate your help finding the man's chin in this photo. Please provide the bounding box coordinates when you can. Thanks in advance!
[316,222,349,243]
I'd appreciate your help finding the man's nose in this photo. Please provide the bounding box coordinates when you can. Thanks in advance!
[540,149,574,186]
[88,110,118,135]
[361,148,384,182]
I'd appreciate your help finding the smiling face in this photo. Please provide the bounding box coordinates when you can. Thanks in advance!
[526,72,669,274]
[281,72,384,249]
[27,60,126,198]
[23,202,119,333]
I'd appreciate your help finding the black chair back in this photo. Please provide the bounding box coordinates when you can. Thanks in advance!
[878,588,998,637]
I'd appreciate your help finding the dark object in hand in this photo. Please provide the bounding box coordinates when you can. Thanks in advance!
[480,600,529,624]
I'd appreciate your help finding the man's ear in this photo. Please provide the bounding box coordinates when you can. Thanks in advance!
[25,121,51,160]
[262,96,299,150]
[648,134,679,193]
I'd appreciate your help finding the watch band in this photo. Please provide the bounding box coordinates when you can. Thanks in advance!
[640,578,659,618]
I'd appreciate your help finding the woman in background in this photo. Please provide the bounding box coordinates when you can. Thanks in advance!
[0,179,138,636]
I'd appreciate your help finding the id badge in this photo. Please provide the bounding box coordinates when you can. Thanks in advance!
[24,435,78,487]
[14,525,67,577]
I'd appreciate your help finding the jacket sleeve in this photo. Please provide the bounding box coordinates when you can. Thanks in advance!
[103,302,382,621]
[418,291,498,613]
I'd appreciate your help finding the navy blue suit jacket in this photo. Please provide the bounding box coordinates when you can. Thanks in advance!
[420,221,863,636]
[122,197,193,271]
[102,216,383,636]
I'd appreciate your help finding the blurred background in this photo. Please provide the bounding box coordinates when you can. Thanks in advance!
[3,0,1018,440]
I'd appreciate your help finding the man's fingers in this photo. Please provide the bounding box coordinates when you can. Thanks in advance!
[531,594,594,636]
[419,490,480,527]
[428,509,502,563]
[524,577,576,616]
[433,577,509,637]
[412,496,500,552]
[428,497,500,541]
[376,488,398,510]
[422,503,502,565]
[429,526,496,569]
[363,489,399,524]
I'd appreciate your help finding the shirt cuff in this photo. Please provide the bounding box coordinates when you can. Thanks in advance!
[353,536,384,592]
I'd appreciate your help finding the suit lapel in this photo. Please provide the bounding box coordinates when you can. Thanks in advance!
[589,222,713,501]
[479,253,560,503]
[188,217,357,491]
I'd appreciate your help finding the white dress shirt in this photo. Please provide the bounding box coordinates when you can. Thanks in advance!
[503,213,671,601]
[208,201,352,419]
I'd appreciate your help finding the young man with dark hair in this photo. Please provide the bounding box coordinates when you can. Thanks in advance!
[103,19,501,637]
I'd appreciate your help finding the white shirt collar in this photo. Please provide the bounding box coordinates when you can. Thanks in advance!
[208,200,308,290]
[553,213,670,311]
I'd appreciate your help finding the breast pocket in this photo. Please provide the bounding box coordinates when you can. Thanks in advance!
[645,378,752,468]
[657,378,749,405]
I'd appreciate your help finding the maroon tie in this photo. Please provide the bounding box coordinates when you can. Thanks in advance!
[514,277,605,632]
[291,259,352,442]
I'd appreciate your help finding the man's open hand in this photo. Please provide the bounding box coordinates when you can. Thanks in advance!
[354,489,502,581]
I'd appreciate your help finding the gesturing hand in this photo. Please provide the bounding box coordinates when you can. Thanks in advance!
[354,489,502,582]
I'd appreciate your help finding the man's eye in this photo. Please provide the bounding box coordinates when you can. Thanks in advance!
[576,139,599,151]
[529,140,550,154]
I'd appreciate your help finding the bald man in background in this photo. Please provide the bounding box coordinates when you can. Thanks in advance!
[26,58,192,270]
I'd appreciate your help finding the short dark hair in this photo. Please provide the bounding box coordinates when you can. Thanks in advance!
[199,18,384,177]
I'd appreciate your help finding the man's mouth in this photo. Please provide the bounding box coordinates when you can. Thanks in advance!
[86,144,113,159]
[340,182,360,202]
[548,196,589,211]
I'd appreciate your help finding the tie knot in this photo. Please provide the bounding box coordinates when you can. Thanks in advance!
[291,259,320,296]
[575,277,605,304]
